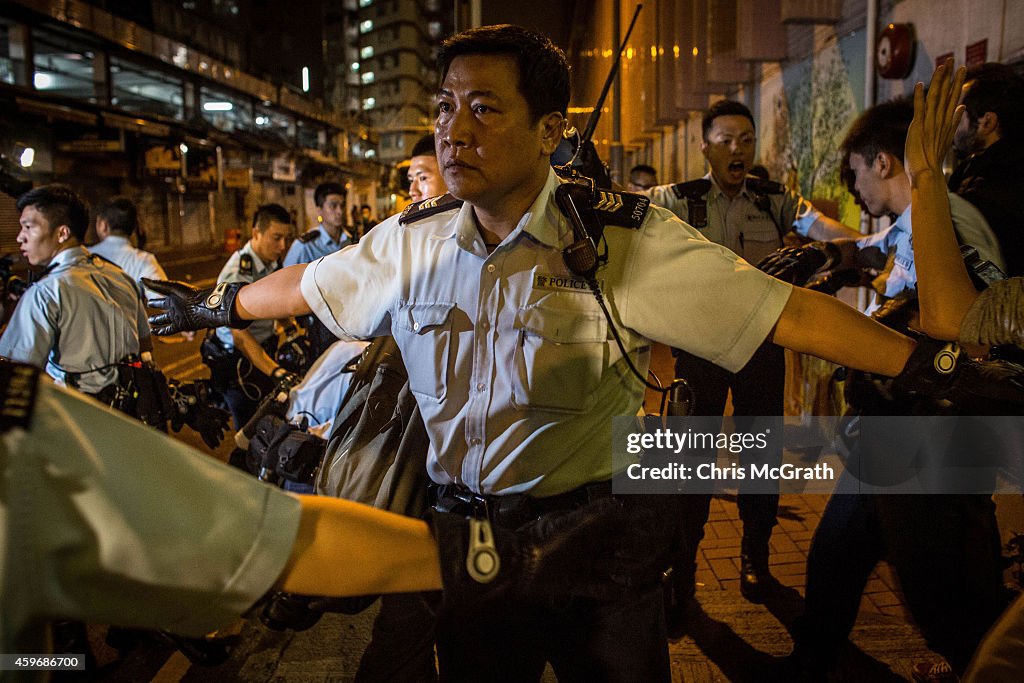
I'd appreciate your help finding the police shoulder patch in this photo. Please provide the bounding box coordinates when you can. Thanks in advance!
[0,360,40,433]
[239,252,254,276]
[399,193,464,225]
[670,178,712,201]
[590,189,650,229]
[298,229,321,244]
[745,177,786,195]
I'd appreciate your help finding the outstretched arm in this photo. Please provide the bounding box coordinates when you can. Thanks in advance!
[904,61,977,340]
[279,496,441,597]
[770,286,915,376]
[236,264,312,320]
[145,264,312,335]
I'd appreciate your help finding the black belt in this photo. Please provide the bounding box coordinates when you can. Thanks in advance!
[432,480,614,527]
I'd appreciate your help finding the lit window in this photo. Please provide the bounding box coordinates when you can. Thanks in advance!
[33,72,53,89]
[360,20,373,33]
[361,71,374,84]
[359,0,372,6]
[360,46,374,59]
[362,97,375,110]
[351,62,360,72]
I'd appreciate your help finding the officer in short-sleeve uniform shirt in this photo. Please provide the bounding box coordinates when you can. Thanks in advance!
[0,186,149,400]
[640,99,853,608]
[206,205,290,429]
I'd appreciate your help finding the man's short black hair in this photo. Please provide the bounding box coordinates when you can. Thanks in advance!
[702,100,755,141]
[96,196,138,237]
[17,184,89,242]
[252,203,292,232]
[629,164,657,178]
[839,98,914,194]
[411,134,436,159]
[437,24,570,123]
[962,62,1024,142]
[314,182,346,208]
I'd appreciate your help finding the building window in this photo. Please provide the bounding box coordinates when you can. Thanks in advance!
[359,0,373,6]
[360,45,374,59]
[360,20,373,34]
[362,97,375,110]
[360,71,374,84]
[31,28,96,101]
[110,57,184,119]
[200,87,251,132]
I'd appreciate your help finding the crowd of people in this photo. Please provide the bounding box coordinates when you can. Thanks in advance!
[2,21,1024,683]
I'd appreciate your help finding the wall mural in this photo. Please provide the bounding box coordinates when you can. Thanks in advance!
[759,31,866,228]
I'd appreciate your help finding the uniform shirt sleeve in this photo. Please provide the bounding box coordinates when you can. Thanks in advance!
[300,219,403,340]
[613,205,793,372]
[0,286,59,368]
[283,239,308,268]
[642,185,687,219]
[855,225,895,270]
[2,379,301,649]
[781,189,822,238]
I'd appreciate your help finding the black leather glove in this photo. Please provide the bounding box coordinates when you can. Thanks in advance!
[429,496,647,609]
[169,379,232,448]
[143,279,252,336]
[892,336,1024,414]
[756,241,843,285]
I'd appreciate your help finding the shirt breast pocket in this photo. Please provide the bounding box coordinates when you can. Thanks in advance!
[396,302,454,401]
[512,304,608,414]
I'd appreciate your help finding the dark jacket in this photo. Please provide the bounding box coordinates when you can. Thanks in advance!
[949,138,1024,276]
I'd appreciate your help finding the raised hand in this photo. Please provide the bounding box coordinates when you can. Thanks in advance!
[904,59,967,185]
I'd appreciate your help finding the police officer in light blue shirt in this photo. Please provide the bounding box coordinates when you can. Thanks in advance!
[207,203,293,428]
[0,185,149,397]
[283,182,353,267]
[89,196,167,302]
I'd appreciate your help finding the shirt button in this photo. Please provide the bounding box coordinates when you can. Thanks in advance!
[470,437,481,446]
[476,382,486,391]
[486,264,496,273]
[480,320,489,330]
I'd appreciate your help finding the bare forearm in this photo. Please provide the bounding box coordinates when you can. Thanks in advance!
[231,329,278,376]
[771,287,915,376]
[807,216,863,241]
[235,265,312,321]
[278,495,442,596]
[911,170,979,340]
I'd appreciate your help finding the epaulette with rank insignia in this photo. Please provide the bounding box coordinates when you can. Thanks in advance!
[745,177,787,195]
[669,179,712,230]
[399,193,463,225]
[670,178,712,201]
[239,252,254,276]
[589,189,650,229]
[0,360,40,433]
[298,229,321,244]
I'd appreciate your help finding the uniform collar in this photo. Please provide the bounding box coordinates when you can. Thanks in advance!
[240,240,275,273]
[450,168,571,254]
[319,224,351,247]
[891,202,913,233]
[99,235,130,247]
[706,172,755,202]
[39,245,89,278]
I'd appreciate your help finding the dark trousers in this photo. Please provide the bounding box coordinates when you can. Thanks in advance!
[801,469,1007,673]
[432,489,678,683]
[356,593,439,683]
[674,341,786,565]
